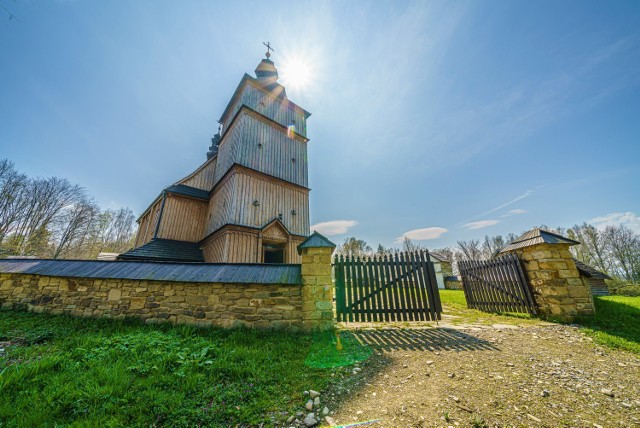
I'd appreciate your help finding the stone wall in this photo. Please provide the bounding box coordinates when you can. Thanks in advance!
[300,246,334,331]
[444,276,463,290]
[0,273,304,330]
[506,243,595,320]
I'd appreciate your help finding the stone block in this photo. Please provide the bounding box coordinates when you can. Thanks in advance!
[186,295,208,306]
[165,295,186,303]
[129,297,146,310]
[107,289,121,301]
[567,286,590,298]
[538,261,568,270]
[542,287,569,297]
[230,306,256,315]
[558,269,579,279]
[315,301,333,310]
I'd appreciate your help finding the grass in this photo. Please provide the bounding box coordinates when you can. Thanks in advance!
[0,311,371,426]
[575,295,640,355]
[438,289,539,326]
[440,290,640,355]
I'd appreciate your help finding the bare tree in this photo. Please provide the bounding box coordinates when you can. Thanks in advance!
[0,160,29,243]
[568,223,611,274]
[602,225,640,282]
[402,237,424,252]
[457,238,483,260]
[52,198,99,259]
[11,177,83,255]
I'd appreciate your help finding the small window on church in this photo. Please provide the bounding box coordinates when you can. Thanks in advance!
[263,244,285,264]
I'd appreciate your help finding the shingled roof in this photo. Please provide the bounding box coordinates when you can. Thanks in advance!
[573,259,612,280]
[500,228,580,253]
[118,239,204,262]
[165,184,210,200]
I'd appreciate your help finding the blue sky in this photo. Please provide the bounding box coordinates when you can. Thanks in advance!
[1,0,639,249]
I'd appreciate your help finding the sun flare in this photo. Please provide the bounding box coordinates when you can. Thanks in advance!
[280,58,312,91]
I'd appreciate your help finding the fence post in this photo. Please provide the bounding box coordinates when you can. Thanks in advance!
[501,231,595,321]
[297,231,336,331]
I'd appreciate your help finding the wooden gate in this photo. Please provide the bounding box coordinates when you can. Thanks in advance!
[333,250,442,322]
[458,253,537,315]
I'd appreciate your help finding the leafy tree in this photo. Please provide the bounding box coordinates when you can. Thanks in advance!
[337,236,372,257]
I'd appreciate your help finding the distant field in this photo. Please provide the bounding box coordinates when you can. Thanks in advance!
[440,289,640,354]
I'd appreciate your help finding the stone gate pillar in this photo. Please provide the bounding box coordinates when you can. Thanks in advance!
[501,228,595,321]
[297,231,336,331]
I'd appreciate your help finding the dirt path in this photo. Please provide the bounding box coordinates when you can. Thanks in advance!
[323,323,640,428]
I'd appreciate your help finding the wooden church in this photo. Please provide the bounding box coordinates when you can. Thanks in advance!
[119,49,311,264]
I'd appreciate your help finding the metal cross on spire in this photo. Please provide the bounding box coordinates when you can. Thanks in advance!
[263,41,274,58]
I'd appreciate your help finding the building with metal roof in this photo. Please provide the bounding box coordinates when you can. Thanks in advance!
[121,48,312,265]
[573,259,612,296]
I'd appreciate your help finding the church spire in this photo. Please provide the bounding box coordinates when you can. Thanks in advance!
[254,42,285,97]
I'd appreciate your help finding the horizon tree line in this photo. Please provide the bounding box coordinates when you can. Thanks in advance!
[336,224,640,283]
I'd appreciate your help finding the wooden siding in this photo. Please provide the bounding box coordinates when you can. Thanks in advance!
[588,278,609,296]
[135,199,162,247]
[157,195,207,242]
[286,238,304,264]
[205,169,309,238]
[202,226,304,264]
[178,158,217,191]
[215,111,308,187]
[222,83,307,138]
[202,228,260,263]
[201,232,226,263]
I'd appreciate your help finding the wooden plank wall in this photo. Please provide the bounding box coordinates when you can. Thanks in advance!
[286,238,304,264]
[135,200,162,247]
[201,233,226,262]
[157,195,207,242]
[215,112,308,187]
[201,229,260,263]
[222,83,307,138]
[205,169,309,238]
[202,228,303,264]
[179,158,217,191]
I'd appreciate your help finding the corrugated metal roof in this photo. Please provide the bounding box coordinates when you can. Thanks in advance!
[297,231,336,254]
[118,239,204,262]
[500,228,580,253]
[573,259,612,280]
[165,184,210,200]
[429,252,450,263]
[0,259,302,285]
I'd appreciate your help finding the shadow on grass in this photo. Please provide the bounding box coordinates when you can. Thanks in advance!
[575,296,640,352]
[348,328,499,352]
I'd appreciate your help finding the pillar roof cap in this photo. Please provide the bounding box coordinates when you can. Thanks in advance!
[297,231,336,255]
[500,228,580,253]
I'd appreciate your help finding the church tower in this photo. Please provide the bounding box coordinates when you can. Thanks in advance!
[121,47,311,264]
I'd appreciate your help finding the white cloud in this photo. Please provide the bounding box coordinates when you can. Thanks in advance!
[589,212,640,234]
[508,208,527,215]
[463,220,500,230]
[395,227,448,243]
[311,220,358,236]
[501,208,527,218]
[479,189,536,218]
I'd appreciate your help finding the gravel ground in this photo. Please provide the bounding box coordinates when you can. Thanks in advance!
[319,323,640,428]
